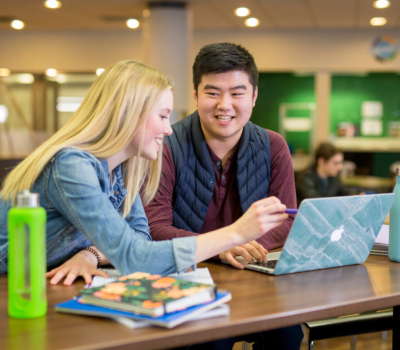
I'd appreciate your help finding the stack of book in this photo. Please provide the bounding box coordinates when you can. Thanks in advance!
[370,225,389,257]
[56,271,231,329]
[370,242,388,256]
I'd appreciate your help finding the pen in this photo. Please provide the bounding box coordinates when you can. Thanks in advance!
[285,209,298,214]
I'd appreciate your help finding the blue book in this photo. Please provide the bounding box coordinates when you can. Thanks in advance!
[55,291,231,329]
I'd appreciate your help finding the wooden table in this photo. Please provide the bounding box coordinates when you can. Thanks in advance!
[2,256,400,350]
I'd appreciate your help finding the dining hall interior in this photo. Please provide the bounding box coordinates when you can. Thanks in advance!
[0,1,400,349]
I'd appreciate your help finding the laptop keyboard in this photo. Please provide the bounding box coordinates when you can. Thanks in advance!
[248,259,278,269]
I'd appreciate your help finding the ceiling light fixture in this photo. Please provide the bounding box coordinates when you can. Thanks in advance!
[11,20,24,30]
[245,18,260,27]
[96,68,105,76]
[46,68,57,77]
[235,7,250,17]
[44,0,62,9]
[373,0,391,9]
[370,17,387,26]
[0,68,10,77]
[127,19,140,29]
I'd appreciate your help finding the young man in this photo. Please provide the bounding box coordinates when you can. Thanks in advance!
[296,143,356,205]
[145,43,303,350]
[145,43,297,268]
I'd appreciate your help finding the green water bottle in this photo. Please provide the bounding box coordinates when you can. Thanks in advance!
[8,190,47,318]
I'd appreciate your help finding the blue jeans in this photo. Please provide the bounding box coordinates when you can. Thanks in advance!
[177,325,304,350]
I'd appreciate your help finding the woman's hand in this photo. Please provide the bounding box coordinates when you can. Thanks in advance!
[231,196,288,245]
[195,197,287,265]
[45,250,109,286]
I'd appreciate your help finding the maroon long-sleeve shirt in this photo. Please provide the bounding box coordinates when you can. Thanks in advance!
[144,129,296,251]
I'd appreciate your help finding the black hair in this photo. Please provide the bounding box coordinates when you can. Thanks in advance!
[192,42,258,92]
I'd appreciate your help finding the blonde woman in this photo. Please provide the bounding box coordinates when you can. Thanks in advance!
[0,61,287,286]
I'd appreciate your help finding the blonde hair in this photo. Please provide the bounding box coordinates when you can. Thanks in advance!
[1,60,172,218]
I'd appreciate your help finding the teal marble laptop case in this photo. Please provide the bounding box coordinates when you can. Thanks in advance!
[274,194,395,275]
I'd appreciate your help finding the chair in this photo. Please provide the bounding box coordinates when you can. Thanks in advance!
[341,160,356,178]
[0,159,22,187]
[305,309,393,350]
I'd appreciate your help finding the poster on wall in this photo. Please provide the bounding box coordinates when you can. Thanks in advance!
[361,119,382,136]
[361,101,383,118]
[370,36,399,62]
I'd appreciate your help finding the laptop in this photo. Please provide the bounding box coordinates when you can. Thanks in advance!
[234,194,395,275]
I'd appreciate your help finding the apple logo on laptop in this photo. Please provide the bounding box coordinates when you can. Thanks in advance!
[330,225,344,242]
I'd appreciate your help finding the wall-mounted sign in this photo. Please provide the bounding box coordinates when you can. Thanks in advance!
[370,36,399,62]
[362,101,383,118]
[361,119,382,136]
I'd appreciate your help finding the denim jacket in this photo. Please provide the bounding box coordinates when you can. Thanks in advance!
[0,148,196,275]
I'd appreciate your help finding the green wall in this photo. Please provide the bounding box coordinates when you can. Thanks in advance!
[331,73,400,136]
[373,152,400,177]
[251,73,315,154]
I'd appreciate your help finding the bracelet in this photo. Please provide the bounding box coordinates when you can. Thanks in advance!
[80,246,102,268]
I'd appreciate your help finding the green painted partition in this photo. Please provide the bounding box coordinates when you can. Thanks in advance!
[251,73,315,154]
[331,73,400,137]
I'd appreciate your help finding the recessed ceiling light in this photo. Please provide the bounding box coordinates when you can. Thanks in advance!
[11,20,24,30]
[370,17,387,26]
[373,0,391,9]
[96,68,105,76]
[143,9,150,17]
[0,68,10,77]
[46,68,57,77]
[245,18,259,27]
[127,19,140,29]
[44,0,62,9]
[235,7,250,17]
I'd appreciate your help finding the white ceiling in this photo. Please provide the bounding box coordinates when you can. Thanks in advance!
[0,0,398,31]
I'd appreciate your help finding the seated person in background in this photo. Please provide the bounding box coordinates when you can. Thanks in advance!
[144,43,303,350]
[296,143,352,205]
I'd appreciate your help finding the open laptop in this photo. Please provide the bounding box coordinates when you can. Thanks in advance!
[234,194,395,275]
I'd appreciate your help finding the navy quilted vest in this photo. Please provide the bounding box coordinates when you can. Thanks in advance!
[165,111,271,233]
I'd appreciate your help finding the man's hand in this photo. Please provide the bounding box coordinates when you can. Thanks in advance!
[219,240,267,269]
[45,250,109,286]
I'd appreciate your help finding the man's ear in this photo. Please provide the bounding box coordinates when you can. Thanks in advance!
[193,89,198,108]
[252,86,258,107]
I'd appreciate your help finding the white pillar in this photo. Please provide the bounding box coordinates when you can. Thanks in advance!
[142,2,192,123]
[315,71,332,149]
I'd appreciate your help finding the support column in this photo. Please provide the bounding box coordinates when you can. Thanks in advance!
[142,1,192,123]
[32,75,47,131]
[314,71,332,149]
